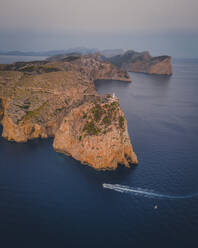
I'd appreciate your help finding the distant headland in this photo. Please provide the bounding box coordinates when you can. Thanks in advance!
[0,48,172,75]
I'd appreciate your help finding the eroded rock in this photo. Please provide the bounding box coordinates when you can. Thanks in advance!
[107,50,172,75]
[0,54,138,170]
[53,96,138,170]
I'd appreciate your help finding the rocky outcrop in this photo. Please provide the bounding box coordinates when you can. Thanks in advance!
[53,96,138,170]
[0,98,4,122]
[0,69,94,142]
[107,50,172,75]
[48,53,131,82]
[0,54,137,170]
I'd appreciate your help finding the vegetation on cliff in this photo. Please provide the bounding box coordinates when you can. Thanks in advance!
[0,54,137,170]
[53,97,138,170]
[81,97,124,139]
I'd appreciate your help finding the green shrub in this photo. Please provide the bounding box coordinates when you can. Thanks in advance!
[105,94,111,98]
[119,115,125,129]
[83,121,101,136]
[82,113,87,119]
[102,116,111,126]
[91,104,103,122]
[23,101,47,121]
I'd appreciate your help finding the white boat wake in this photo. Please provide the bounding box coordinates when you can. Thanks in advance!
[103,183,198,199]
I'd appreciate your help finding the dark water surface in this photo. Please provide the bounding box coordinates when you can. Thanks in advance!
[0,59,198,248]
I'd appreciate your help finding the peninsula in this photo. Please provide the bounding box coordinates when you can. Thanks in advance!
[0,48,173,76]
[0,54,138,170]
[49,49,173,75]
[106,50,172,75]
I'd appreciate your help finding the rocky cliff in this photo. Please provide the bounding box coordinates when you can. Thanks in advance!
[107,50,172,75]
[53,96,138,170]
[0,54,138,170]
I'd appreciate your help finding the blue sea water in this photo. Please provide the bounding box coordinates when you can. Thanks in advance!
[0,58,198,248]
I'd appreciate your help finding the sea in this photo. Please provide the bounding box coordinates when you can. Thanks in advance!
[0,55,198,248]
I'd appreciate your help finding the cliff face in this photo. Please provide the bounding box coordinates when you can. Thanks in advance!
[107,50,172,75]
[0,98,4,122]
[48,53,131,82]
[0,54,137,170]
[53,96,138,170]
[0,70,94,142]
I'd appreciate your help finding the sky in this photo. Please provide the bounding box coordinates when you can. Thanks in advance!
[0,0,198,57]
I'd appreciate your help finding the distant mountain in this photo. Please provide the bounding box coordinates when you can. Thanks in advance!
[0,48,124,57]
[100,49,125,58]
[63,47,99,55]
[0,50,66,56]
[0,48,172,75]
[0,48,99,57]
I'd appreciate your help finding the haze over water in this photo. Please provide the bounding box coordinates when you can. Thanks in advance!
[0,58,198,247]
[0,55,47,64]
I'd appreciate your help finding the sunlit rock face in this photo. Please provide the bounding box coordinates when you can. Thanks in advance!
[53,96,138,170]
[0,54,137,170]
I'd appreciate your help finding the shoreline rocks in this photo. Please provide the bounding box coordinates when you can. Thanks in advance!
[53,96,138,170]
[0,54,138,170]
